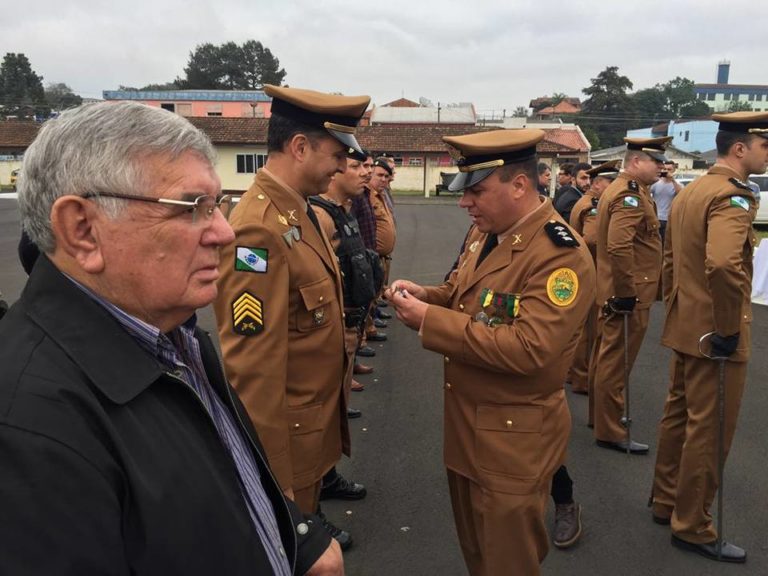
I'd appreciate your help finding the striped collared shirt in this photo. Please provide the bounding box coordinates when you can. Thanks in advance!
[69,278,292,576]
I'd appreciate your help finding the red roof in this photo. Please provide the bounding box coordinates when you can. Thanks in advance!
[541,128,589,153]
[381,98,421,108]
[0,120,41,148]
[187,117,268,144]
[536,101,581,116]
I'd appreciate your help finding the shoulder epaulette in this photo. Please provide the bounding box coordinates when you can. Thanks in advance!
[544,221,580,248]
[728,177,753,192]
[627,180,639,192]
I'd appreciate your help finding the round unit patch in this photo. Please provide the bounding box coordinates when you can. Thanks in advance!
[546,268,579,307]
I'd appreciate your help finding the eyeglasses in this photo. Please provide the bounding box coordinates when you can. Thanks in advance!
[82,191,233,225]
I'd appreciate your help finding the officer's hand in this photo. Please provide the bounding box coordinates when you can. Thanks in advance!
[385,279,426,301]
[305,538,344,576]
[711,333,739,358]
[389,288,429,331]
[608,296,637,314]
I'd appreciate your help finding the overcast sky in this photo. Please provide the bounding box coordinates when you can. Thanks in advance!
[2,0,764,115]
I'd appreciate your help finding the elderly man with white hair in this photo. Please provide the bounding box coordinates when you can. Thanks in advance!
[0,102,342,576]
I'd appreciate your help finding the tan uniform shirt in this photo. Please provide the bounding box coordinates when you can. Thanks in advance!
[214,170,349,493]
[569,192,599,259]
[370,187,396,256]
[662,164,757,361]
[420,199,595,494]
[595,172,662,309]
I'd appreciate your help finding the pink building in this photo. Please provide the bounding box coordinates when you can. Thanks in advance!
[102,90,272,118]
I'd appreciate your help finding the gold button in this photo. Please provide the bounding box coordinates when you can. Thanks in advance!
[459,304,465,311]
[505,420,513,429]
[294,423,300,429]
[445,382,452,390]
[257,193,265,200]
[644,276,649,281]
[319,296,324,302]
[444,356,450,363]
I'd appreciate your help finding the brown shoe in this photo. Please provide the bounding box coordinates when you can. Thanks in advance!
[553,502,582,549]
[351,379,365,392]
[354,363,374,375]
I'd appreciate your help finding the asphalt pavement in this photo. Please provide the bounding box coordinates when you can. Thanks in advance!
[1,195,767,575]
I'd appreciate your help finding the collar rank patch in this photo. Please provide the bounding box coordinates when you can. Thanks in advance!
[235,246,268,273]
[283,226,301,248]
[545,221,580,248]
[627,180,639,192]
[729,177,753,192]
[546,268,579,307]
[232,292,264,336]
[469,240,480,253]
[622,195,639,208]
[729,195,750,211]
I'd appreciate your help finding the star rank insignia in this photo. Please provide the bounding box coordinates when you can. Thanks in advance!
[544,221,579,248]
[232,292,264,336]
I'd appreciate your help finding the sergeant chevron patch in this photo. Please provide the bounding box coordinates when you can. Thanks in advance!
[232,292,264,336]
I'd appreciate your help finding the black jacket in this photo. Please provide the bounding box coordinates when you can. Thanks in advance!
[553,185,584,224]
[0,256,330,575]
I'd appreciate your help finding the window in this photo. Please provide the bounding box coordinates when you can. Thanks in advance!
[207,103,223,116]
[160,103,175,112]
[408,157,423,167]
[707,93,716,101]
[749,93,756,101]
[724,93,732,101]
[236,153,268,174]
[758,94,764,102]
[176,103,192,116]
[392,157,404,167]
[685,131,690,142]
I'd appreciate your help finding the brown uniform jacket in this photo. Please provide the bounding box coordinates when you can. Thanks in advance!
[370,188,396,256]
[595,172,662,308]
[420,199,595,494]
[214,170,349,493]
[662,165,757,361]
[569,192,599,260]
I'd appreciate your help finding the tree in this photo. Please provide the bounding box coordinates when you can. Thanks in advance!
[632,87,670,125]
[727,99,754,112]
[550,92,568,106]
[512,106,528,118]
[579,66,635,148]
[239,40,286,89]
[178,40,286,90]
[0,53,47,119]
[658,77,710,118]
[45,82,82,112]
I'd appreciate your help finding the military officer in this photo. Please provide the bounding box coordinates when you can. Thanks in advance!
[566,160,620,397]
[386,129,595,576]
[591,137,670,453]
[650,112,768,563]
[213,85,370,548]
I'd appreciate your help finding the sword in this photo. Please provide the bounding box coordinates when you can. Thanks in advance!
[699,331,728,561]
[618,311,632,455]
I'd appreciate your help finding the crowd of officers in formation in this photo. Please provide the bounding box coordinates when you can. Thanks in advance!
[0,81,765,576]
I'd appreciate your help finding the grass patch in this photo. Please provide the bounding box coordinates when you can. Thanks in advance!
[755,227,768,240]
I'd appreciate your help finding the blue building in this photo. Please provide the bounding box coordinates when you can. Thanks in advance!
[627,119,718,155]
[694,61,768,113]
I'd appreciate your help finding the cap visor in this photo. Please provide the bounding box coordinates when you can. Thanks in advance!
[646,151,668,163]
[448,167,497,192]
[327,129,363,156]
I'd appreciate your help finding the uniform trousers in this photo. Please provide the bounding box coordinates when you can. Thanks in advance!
[593,307,650,442]
[447,471,550,576]
[651,351,747,543]
[587,306,604,427]
[568,306,597,393]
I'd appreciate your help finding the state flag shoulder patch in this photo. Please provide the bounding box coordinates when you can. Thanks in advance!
[235,246,268,273]
[729,195,750,211]
[622,196,639,208]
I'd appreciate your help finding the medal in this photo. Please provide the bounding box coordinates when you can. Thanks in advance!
[475,311,490,324]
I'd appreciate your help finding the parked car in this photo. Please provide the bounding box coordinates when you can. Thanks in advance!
[10,169,19,188]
